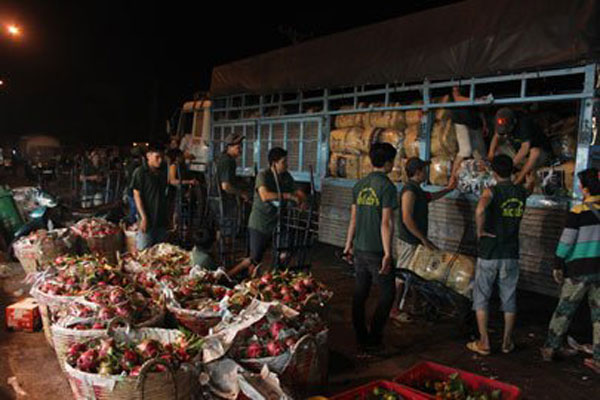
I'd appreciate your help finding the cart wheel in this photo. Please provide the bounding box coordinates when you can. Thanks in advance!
[424,303,440,322]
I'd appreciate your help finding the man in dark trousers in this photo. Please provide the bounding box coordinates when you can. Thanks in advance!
[467,154,534,355]
[343,142,398,356]
[228,147,305,277]
[132,143,169,250]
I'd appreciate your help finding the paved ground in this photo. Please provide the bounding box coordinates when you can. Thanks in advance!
[0,243,598,399]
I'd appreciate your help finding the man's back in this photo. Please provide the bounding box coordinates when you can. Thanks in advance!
[479,181,529,259]
[352,171,398,254]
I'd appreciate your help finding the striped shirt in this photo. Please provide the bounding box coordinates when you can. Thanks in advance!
[555,195,600,277]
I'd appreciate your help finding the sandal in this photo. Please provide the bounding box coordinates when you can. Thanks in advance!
[502,341,515,354]
[390,310,413,324]
[466,341,491,356]
[583,358,600,374]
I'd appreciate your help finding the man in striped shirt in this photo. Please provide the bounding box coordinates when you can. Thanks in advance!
[541,168,600,374]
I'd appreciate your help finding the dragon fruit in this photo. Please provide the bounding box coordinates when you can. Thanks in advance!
[266,340,284,357]
[246,342,263,358]
[136,339,160,358]
[269,321,286,339]
[76,349,99,372]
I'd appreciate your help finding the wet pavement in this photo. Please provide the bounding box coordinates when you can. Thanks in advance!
[0,242,598,399]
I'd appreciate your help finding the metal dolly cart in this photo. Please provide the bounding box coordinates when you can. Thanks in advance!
[205,162,252,268]
[271,166,318,271]
[173,164,206,249]
[395,268,474,333]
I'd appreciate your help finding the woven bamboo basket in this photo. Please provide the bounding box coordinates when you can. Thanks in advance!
[52,311,165,372]
[63,327,196,400]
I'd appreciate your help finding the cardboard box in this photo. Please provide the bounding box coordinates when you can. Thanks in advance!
[6,297,41,332]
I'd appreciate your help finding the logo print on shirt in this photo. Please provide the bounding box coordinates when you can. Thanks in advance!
[357,187,380,207]
[500,198,524,218]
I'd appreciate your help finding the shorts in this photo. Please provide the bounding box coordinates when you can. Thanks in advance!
[395,239,418,270]
[455,124,486,160]
[249,228,271,264]
[472,258,519,313]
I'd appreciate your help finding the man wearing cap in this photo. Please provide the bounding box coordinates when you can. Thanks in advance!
[390,157,457,323]
[216,133,250,202]
[132,143,169,250]
[488,107,553,185]
[467,155,534,355]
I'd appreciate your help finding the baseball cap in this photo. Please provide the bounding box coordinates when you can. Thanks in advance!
[495,108,516,135]
[405,157,431,177]
[224,133,245,146]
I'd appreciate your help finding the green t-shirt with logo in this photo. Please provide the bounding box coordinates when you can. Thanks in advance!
[478,181,529,260]
[248,169,295,234]
[352,171,399,253]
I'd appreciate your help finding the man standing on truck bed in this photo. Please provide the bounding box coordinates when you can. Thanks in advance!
[488,107,553,185]
[467,154,534,356]
[343,142,398,357]
[390,157,456,323]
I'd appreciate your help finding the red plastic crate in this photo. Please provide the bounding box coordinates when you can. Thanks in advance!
[330,380,430,400]
[394,361,521,400]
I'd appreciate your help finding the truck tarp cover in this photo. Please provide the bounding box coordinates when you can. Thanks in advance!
[210,0,600,96]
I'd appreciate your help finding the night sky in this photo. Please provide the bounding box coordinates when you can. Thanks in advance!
[0,1,460,147]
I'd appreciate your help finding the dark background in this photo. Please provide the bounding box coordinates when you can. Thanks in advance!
[0,1,459,146]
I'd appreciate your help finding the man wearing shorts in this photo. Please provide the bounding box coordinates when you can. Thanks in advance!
[467,154,534,355]
[227,147,305,277]
[391,157,456,322]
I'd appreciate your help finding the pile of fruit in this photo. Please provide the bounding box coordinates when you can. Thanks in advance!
[71,218,121,238]
[368,386,406,400]
[38,255,131,296]
[66,331,203,376]
[244,270,331,311]
[420,373,502,400]
[229,309,325,360]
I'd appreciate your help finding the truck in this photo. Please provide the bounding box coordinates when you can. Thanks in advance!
[177,0,600,296]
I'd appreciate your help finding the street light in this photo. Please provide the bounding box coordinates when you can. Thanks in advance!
[6,24,21,38]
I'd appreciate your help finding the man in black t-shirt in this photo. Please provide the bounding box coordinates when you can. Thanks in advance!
[467,155,534,356]
[488,107,553,185]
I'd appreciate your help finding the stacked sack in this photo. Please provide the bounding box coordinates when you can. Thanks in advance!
[428,96,459,186]
[330,99,458,186]
[330,103,406,181]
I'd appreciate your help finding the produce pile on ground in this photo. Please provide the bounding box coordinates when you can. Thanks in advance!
[243,269,332,312]
[26,230,332,398]
[71,218,121,238]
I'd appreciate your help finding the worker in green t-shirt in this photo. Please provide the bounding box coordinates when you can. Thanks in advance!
[343,142,398,357]
[215,133,250,203]
[228,147,305,277]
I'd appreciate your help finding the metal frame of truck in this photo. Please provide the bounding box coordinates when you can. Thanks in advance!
[207,63,598,296]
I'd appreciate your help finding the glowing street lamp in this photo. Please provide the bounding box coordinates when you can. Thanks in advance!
[6,24,21,37]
